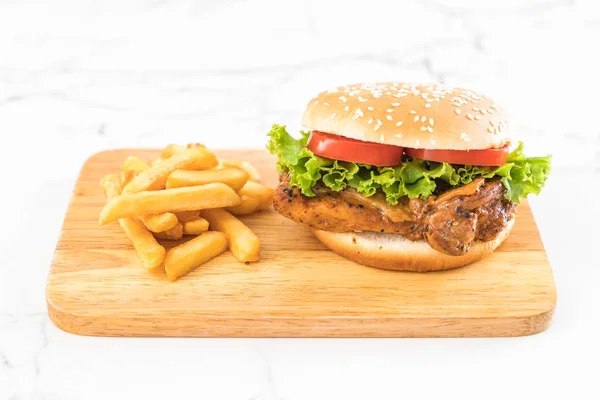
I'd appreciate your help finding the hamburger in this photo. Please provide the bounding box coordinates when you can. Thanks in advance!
[266,82,552,271]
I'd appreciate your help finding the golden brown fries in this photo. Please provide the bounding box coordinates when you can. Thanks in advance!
[139,212,178,233]
[162,143,206,159]
[165,231,228,282]
[182,218,209,235]
[122,156,149,175]
[100,173,165,269]
[202,208,260,263]
[238,181,275,210]
[166,167,249,190]
[123,147,218,194]
[99,183,241,224]
[226,194,261,216]
[100,144,271,281]
[175,210,202,222]
[154,222,183,240]
[219,159,261,182]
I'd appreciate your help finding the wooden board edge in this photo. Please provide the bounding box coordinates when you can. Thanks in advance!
[46,298,557,338]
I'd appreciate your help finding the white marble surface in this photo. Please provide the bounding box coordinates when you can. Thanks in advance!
[1,0,599,399]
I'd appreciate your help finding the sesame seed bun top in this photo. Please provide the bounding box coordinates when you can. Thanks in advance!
[301,82,511,150]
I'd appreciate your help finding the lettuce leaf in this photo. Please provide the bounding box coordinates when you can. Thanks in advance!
[266,124,551,204]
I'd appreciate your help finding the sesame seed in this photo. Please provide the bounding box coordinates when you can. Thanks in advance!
[330,113,337,119]
[473,107,480,111]
[420,126,427,131]
[352,114,359,120]
[367,106,374,111]
[356,108,364,117]
[460,132,467,140]
[386,115,393,121]
[490,104,498,110]
[339,96,347,103]
[324,102,329,106]
[467,114,474,120]
[396,121,403,127]
[396,133,403,138]
[409,110,417,114]
[380,133,385,141]
[324,117,329,123]
[475,115,482,120]
[358,96,367,102]
[392,102,400,107]
[480,109,487,114]
[421,116,426,122]
[386,109,393,113]
[416,140,420,146]
[368,118,373,124]
[413,115,419,122]
[314,100,318,105]
[374,125,381,132]
[425,103,431,108]
[429,118,434,126]
[427,127,434,133]
[489,121,495,126]
[465,137,471,142]
[455,108,461,115]
[487,127,494,133]
[344,105,349,111]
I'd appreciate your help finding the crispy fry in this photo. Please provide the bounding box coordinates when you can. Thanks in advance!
[123,147,218,194]
[161,144,187,159]
[202,208,260,263]
[182,217,209,235]
[165,231,228,282]
[162,143,206,159]
[154,222,183,240]
[100,173,165,269]
[175,210,202,222]
[238,181,274,210]
[150,157,165,166]
[226,194,261,216]
[122,156,149,175]
[139,213,178,233]
[99,183,241,224]
[219,159,261,182]
[166,167,248,190]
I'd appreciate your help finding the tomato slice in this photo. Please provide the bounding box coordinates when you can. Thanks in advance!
[404,146,509,166]
[307,131,404,167]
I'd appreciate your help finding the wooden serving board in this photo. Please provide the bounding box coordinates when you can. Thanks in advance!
[46,149,557,338]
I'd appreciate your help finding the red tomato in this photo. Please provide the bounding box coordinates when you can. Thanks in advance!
[307,131,404,167]
[403,146,509,166]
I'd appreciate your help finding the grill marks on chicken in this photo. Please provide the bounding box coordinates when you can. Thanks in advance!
[273,173,516,256]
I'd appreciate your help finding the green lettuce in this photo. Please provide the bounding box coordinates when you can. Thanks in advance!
[266,124,551,204]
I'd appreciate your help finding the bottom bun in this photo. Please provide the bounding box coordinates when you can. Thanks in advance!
[313,217,515,272]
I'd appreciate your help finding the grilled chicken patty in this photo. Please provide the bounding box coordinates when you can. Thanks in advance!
[273,173,517,256]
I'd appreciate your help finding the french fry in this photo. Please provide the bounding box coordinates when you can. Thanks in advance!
[238,181,274,210]
[164,231,228,282]
[150,157,165,166]
[99,183,241,224]
[154,222,183,240]
[100,173,165,269]
[175,210,202,222]
[226,194,261,216]
[161,144,187,159]
[162,143,206,159]
[202,208,260,263]
[219,159,261,182]
[122,156,149,175]
[139,213,178,233]
[123,147,218,194]
[166,167,249,190]
[182,218,209,235]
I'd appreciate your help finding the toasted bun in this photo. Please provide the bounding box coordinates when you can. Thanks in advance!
[301,82,511,151]
[313,218,515,272]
